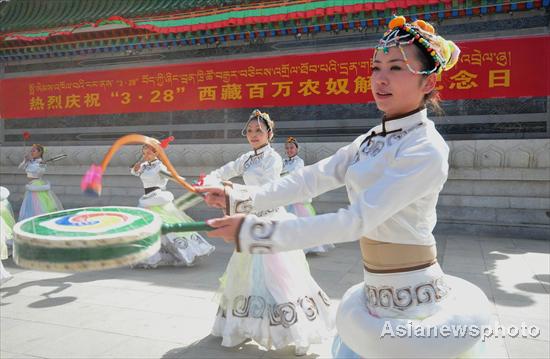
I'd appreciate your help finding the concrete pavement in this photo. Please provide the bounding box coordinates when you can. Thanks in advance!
[1,234,549,358]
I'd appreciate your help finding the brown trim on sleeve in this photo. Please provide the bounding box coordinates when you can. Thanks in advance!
[223,185,230,216]
[235,217,246,252]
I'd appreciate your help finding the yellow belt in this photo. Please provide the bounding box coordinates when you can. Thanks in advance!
[360,237,437,273]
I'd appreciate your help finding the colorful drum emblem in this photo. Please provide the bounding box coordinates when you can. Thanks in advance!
[13,206,162,271]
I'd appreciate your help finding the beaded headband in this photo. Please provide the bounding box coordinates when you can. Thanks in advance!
[142,139,161,152]
[286,136,299,147]
[32,143,45,154]
[375,16,460,75]
[241,109,273,137]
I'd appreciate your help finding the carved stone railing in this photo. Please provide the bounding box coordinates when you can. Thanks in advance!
[1,138,548,239]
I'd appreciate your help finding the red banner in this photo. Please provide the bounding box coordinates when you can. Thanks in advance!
[1,35,548,120]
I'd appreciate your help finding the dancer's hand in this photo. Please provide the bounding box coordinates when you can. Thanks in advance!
[132,163,141,172]
[206,214,246,243]
[195,186,226,210]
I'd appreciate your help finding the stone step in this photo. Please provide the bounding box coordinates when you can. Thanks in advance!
[437,206,550,226]
[435,221,549,240]
[442,179,549,197]
[437,194,550,210]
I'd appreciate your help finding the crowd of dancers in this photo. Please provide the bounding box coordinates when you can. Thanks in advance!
[1,17,491,358]
[0,127,333,356]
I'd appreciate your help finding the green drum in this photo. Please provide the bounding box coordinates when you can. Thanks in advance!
[13,206,162,271]
[174,192,204,211]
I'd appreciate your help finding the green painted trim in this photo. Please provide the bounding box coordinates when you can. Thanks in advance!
[161,221,212,234]
[135,0,379,28]
[19,207,155,237]
[9,0,389,38]
[14,233,160,263]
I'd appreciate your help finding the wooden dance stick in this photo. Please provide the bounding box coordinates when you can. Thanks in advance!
[81,134,196,195]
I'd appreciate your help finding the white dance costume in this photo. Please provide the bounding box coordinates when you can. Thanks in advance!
[228,109,490,358]
[282,155,334,254]
[18,158,63,221]
[0,186,14,284]
[131,159,214,268]
[206,144,334,350]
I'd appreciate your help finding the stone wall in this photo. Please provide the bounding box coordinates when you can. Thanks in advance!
[307,139,550,240]
[1,138,548,239]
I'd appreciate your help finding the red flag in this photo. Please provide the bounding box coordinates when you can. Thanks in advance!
[160,136,175,149]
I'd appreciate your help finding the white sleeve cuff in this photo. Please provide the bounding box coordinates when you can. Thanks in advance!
[227,184,254,216]
[236,215,277,254]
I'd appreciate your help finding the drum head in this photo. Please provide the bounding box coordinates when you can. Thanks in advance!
[13,206,162,271]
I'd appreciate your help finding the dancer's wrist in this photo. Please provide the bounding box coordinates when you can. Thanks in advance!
[238,215,275,254]
[226,184,253,216]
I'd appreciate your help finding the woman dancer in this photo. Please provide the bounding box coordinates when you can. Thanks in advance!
[282,136,334,255]
[0,186,15,284]
[199,18,490,358]
[203,110,333,356]
[18,144,63,221]
[131,141,214,268]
